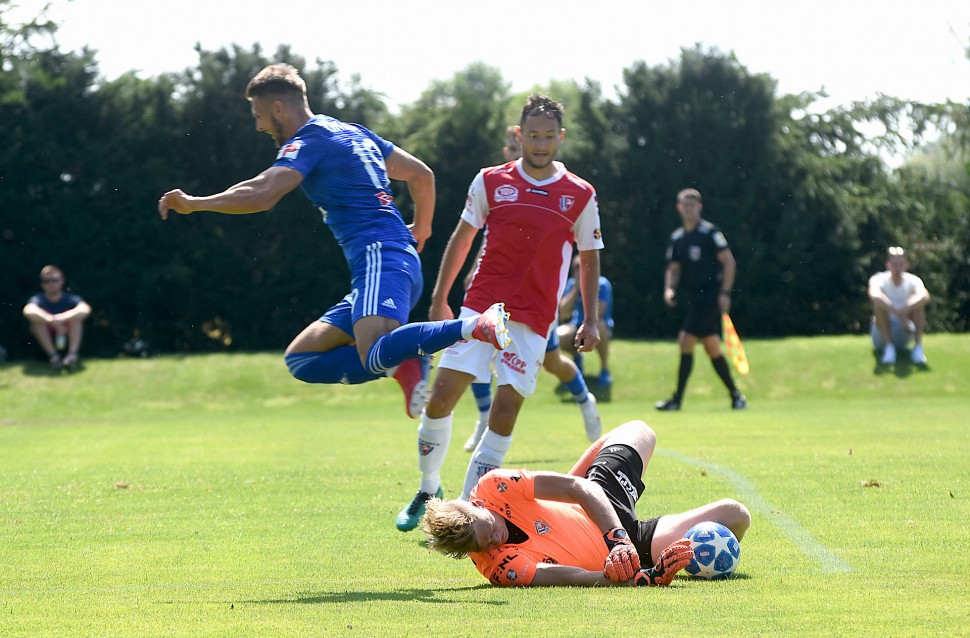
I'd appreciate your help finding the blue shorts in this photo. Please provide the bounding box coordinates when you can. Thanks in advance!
[320,241,423,336]
[546,327,560,352]
[569,277,615,330]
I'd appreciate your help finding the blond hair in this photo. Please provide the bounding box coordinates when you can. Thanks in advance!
[420,498,480,559]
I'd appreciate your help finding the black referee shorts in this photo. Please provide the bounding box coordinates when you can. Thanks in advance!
[585,443,660,565]
[682,291,721,339]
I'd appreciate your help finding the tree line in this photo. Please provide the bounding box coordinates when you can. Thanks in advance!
[1,4,968,358]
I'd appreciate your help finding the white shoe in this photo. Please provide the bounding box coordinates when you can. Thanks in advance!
[881,343,896,365]
[911,343,926,364]
[463,415,488,452]
[578,393,602,441]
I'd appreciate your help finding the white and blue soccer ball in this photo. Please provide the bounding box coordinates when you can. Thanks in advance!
[683,521,740,580]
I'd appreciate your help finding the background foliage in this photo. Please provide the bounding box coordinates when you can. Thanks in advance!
[1,4,968,357]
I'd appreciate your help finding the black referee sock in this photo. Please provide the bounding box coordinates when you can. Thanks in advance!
[711,355,739,397]
[675,353,693,401]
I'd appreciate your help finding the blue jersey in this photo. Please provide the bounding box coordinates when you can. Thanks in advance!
[272,114,415,262]
[563,276,614,328]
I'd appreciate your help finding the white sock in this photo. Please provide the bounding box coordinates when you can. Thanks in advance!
[460,429,512,500]
[418,410,452,495]
[460,316,479,340]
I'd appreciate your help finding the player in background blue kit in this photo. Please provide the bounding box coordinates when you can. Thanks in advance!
[158,64,510,417]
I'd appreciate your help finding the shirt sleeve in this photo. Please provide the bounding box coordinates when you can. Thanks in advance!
[712,229,729,251]
[358,126,396,160]
[459,171,489,229]
[272,133,326,178]
[482,547,537,586]
[572,191,604,251]
[667,235,680,264]
[906,273,926,297]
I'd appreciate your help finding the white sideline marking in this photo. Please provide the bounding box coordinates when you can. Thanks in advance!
[657,448,854,573]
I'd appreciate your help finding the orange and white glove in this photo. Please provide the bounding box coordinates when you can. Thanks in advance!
[634,539,694,587]
[603,527,641,582]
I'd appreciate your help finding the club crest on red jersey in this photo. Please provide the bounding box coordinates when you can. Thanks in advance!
[276,140,303,160]
[494,185,519,203]
[534,520,551,535]
[559,195,575,212]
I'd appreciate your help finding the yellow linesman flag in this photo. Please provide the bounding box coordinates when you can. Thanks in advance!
[722,313,749,375]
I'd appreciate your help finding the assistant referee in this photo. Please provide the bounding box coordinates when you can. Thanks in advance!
[656,188,746,411]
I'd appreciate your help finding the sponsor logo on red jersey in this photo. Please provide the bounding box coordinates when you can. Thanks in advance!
[494,185,519,203]
[276,140,303,160]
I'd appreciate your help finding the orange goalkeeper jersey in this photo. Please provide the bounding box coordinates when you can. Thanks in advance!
[468,469,608,586]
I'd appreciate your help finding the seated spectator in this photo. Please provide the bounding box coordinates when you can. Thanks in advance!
[868,247,930,365]
[22,265,91,370]
[557,254,615,387]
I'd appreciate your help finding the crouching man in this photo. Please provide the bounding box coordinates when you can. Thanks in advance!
[421,419,750,586]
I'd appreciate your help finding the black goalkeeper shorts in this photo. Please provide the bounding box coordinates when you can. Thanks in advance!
[585,443,661,565]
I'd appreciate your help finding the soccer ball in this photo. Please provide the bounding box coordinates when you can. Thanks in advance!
[683,522,740,580]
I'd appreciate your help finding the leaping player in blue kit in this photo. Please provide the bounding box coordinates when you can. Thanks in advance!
[158,64,510,417]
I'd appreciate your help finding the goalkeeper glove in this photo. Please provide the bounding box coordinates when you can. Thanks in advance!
[634,539,694,587]
[602,527,641,582]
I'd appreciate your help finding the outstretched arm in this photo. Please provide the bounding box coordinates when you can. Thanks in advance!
[158,166,304,219]
[529,563,622,587]
[428,220,478,321]
[385,147,435,253]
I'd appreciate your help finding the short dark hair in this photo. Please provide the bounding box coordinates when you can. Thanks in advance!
[246,64,306,102]
[519,93,564,129]
[677,188,702,204]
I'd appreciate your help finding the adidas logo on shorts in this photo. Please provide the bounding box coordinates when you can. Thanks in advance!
[381,298,397,309]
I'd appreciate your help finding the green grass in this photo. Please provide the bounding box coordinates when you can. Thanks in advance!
[1,335,968,637]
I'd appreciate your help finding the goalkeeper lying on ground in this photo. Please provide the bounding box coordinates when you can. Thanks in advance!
[421,420,750,586]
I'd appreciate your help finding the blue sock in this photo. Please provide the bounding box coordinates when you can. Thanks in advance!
[573,353,584,376]
[471,382,492,414]
[565,371,590,403]
[285,348,380,385]
[364,320,465,375]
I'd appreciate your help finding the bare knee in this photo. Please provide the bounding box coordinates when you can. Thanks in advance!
[603,420,656,469]
[714,499,751,540]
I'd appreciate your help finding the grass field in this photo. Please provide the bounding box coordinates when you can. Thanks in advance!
[2,334,968,637]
